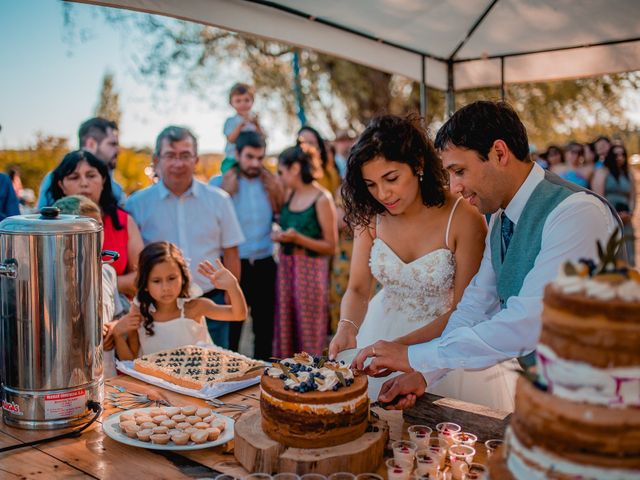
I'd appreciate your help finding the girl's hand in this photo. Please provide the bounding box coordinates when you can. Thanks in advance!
[103,321,117,350]
[198,259,239,291]
[113,306,142,337]
[328,324,357,360]
[278,228,298,243]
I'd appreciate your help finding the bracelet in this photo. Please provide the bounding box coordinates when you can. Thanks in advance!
[339,318,360,332]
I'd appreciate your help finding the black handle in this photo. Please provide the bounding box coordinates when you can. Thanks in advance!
[101,250,120,264]
[40,207,60,219]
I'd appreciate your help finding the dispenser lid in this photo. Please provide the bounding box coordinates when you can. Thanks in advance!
[0,207,102,234]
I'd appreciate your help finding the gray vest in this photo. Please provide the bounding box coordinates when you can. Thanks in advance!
[489,170,621,368]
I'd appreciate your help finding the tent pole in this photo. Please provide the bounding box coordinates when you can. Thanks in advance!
[420,55,427,122]
[500,57,505,101]
[292,49,307,126]
[446,60,455,118]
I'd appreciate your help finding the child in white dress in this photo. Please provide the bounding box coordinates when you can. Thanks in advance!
[113,241,248,358]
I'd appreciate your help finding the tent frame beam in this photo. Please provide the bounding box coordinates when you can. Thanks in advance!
[244,0,640,69]
[448,0,500,60]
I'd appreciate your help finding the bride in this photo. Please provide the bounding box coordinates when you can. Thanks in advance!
[328,114,517,411]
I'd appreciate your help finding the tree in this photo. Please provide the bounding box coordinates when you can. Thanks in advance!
[0,135,69,191]
[95,71,122,125]
[63,4,639,151]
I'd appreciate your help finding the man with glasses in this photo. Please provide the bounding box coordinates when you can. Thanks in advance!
[126,126,245,349]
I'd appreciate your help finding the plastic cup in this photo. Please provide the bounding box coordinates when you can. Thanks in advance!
[244,475,273,480]
[452,432,477,448]
[215,476,238,480]
[392,439,418,464]
[385,458,413,480]
[408,425,433,448]
[426,438,448,469]
[354,475,383,480]
[448,444,476,480]
[273,475,300,480]
[463,463,487,480]
[484,439,503,457]
[328,474,355,480]
[415,448,440,477]
[436,422,461,446]
[299,475,327,480]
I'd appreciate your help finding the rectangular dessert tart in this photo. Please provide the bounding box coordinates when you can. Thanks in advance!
[133,345,265,390]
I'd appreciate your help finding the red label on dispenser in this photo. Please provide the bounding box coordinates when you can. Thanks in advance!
[44,389,86,420]
[2,400,23,416]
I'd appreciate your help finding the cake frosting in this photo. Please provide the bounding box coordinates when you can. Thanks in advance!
[260,352,369,448]
[490,247,640,479]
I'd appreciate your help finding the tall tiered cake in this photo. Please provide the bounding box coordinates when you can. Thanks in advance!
[490,249,640,479]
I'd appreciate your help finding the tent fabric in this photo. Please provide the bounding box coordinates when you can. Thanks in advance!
[74,0,640,90]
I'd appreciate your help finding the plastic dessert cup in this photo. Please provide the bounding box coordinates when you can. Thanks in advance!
[452,432,477,448]
[386,458,414,480]
[436,422,461,446]
[392,439,418,464]
[415,448,440,477]
[448,445,476,480]
[484,439,503,457]
[408,425,433,448]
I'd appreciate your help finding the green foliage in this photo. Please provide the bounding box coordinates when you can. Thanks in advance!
[63,5,640,150]
[0,135,69,192]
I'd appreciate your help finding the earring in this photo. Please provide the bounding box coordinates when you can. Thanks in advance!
[419,171,424,182]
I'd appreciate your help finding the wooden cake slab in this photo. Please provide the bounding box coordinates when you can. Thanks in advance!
[403,393,511,442]
[234,410,389,474]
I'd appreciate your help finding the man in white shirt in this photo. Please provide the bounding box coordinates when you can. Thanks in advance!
[126,126,245,349]
[353,101,619,409]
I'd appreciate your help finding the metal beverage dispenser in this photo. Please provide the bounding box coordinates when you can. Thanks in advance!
[0,208,104,429]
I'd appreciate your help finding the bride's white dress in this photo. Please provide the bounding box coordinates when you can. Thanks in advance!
[356,201,517,412]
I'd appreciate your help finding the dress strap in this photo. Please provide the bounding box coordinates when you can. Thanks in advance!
[371,214,381,239]
[176,297,187,319]
[445,196,464,249]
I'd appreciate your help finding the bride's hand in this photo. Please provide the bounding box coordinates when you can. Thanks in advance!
[328,326,357,360]
[352,340,412,375]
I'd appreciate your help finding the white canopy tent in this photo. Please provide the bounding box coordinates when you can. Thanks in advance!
[74,0,640,115]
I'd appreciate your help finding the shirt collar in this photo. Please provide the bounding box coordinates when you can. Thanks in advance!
[502,162,544,225]
[158,179,199,199]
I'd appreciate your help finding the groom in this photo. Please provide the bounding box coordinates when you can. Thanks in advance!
[353,100,620,409]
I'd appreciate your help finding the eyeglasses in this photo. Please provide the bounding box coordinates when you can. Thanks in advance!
[160,152,196,162]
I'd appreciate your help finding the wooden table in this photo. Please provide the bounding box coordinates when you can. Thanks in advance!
[0,376,496,479]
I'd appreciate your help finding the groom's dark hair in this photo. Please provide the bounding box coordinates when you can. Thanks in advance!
[435,101,530,162]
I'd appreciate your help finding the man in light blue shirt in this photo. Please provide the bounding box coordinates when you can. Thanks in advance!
[37,117,125,209]
[127,126,245,349]
[210,131,283,359]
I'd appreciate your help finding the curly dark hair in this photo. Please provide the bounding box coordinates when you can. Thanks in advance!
[48,150,123,230]
[341,114,447,230]
[135,241,191,336]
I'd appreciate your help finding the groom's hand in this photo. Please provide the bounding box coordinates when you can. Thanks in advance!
[377,371,427,410]
[352,340,411,376]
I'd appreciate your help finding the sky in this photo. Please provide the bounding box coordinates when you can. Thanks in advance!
[0,0,293,153]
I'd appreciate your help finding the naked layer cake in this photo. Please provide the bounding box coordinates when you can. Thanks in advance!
[260,352,369,448]
[490,248,640,479]
[134,345,264,390]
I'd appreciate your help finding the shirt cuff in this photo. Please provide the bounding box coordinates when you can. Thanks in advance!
[408,340,441,372]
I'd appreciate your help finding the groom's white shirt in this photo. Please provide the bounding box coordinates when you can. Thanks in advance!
[408,162,617,387]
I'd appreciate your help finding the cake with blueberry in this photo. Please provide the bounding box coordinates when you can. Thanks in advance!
[260,352,369,448]
[490,235,640,479]
[133,345,264,389]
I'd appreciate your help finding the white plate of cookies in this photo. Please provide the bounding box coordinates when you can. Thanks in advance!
[103,405,234,451]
